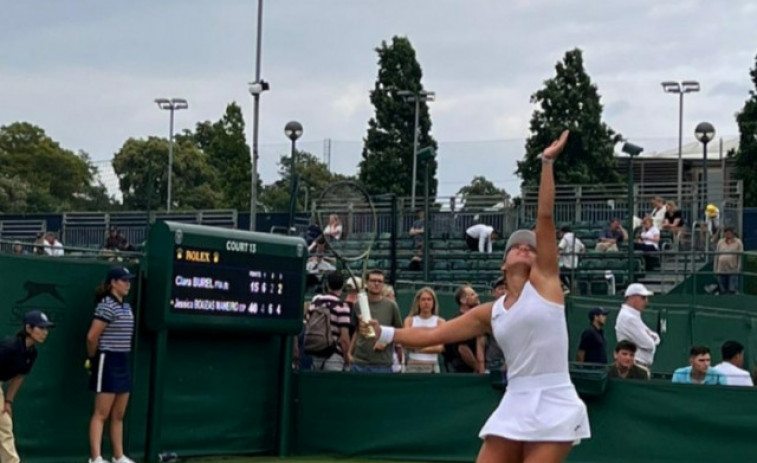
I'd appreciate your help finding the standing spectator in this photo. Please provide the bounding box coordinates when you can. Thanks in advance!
[557,226,585,292]
[444,285,484,373]
[323,214,343,241]
[704,204,720,244]
[0,310,54,462]
[713,341,753,387]
[464,224,499,253]
[714,227,743,294]
[348,270,402,373]
[633,217,660,270]
[403,287,445,373]
[483,276,506,373]
[649,196,667,230]
[672,346,727,385]
[576,307,608,364]
[608,341,650,379]
[43,232,64,256]
[305,272,352,371]
[615,283,659,369]
[408,210,425,269]
[595,219,628,252]
[86,266,137,463]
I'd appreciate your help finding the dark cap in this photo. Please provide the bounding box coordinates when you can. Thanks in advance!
[23,310,55,328]
[491,275,506,289]
[588,307,609,321]
[107,266,136,281]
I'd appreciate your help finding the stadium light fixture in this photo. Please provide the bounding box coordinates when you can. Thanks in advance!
[154,98,189,212]
[661,80,700,206]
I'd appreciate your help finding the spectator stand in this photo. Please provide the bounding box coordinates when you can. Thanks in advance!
[0,219,46,242]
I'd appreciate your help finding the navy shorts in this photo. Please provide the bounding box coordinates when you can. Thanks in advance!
[89,351,132,394]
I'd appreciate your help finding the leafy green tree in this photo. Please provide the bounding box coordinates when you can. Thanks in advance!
[734,54,757,206]
[260,151,352,212]
[0,122,113,212]
[516,49,622,188]
[112,137,222,210]
[0,174,30,212]
[457,176,508,209]
[193,103,253,210]
[359,36,438,199]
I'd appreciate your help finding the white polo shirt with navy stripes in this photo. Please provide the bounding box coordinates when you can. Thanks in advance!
[94,296,134,352]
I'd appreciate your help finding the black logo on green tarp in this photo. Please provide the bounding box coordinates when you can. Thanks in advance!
[15,281,67,305]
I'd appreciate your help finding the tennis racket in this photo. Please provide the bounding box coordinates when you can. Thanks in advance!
[313,181,378,336]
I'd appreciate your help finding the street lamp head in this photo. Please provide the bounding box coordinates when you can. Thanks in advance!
[155,98,188,110]
[171,98,189,110]
[284,121,303,141]
[661,81,681,93]
[694,122,716,144]
[681,81,700,93]
[397,90,414,97]
[249,80,270,96]
[419,90,436,101]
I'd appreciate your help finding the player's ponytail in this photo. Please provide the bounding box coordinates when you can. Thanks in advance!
[94,281,112,304]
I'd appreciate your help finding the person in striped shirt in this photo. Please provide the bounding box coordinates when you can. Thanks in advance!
[307,272,352,371]
[85,266,136,463]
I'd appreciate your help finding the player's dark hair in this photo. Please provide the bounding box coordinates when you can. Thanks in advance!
[615,340,637,353]
[721,340,744,361]
[94,281,113,304]
[454,284,472,306]
[689,345,710,357]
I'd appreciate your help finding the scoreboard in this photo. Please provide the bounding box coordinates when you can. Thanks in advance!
[145,221,307,333]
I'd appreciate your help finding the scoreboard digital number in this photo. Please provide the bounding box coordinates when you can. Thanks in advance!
[145,221,307,333]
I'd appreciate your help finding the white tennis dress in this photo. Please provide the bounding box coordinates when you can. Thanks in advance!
[479,282,590,443]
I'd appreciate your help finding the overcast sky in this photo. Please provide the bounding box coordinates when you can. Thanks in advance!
[2,0,756,198]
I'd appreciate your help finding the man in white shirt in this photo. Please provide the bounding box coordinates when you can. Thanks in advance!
[43,232,64,256]
[713,340,753,387]
[465,224,499,253]
[615,283,660,368]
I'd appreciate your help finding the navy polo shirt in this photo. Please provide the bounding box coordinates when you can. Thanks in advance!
[578,326,608,364]
[0,335,38,382]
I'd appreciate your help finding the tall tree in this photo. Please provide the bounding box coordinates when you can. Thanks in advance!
[112,137,222,210]
[457,175,509,209]
[193,103,253,210]
[260,151,352,212]
[359,36,438,201]
[0,122,114,212]
[733,54,757,206]
[516,49,622,188]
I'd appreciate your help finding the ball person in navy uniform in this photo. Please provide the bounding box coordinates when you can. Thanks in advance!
[0,310,54,463]
[85,266,136,463]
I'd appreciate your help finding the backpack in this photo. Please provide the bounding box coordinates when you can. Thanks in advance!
[303,297,337,356]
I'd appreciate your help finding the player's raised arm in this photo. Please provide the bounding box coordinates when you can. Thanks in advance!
[534,130,569,279]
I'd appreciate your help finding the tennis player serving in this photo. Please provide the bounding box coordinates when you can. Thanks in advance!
[361,130,589,463]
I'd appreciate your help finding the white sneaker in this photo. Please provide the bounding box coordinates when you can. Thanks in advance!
[112,456,135,463]
[89,458,106,463]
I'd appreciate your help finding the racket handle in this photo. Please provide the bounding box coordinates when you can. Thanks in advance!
[357,290,376,338]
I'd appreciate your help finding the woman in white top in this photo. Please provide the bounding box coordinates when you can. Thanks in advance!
[362,131,589,463]
[403,287,445,373]
[323,214,343,240]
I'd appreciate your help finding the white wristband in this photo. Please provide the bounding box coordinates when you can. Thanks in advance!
[377,326,395,344]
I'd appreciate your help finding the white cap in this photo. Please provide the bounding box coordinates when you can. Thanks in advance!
[624,283,653,298]
[344,276,363,291]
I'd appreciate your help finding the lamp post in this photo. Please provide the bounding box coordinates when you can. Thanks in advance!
[661,81,699,206]
[622,141,643,286]
[154,98,188,212]
[397,89,435,210]
[694,122,716,212]
[248,0,270,231]
[417,146,437,283]
[285,121,303,232]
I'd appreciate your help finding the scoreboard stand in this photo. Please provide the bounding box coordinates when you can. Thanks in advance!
[143,221,307,462]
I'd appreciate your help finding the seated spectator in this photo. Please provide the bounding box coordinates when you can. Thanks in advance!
[33,232,47,255]
[403,287,445,373]
[12,241,28,255]
[576,307,608,364]
[43,232,64,256]
[595,219,628,252]
[633,217,660,270]
[104,227,134,252]
[558,226,585,292]
[464,224,499,254]
[672,345,727,385]
[483,276,506,373]
[608,341,650,379]
[305,238,336,288]
[444,284,484,373]
[714,227,743,294]
[713,341,753,387]
[662,200,685,245]
[649,196,667,230]
[409,210,425,266]
[323,214,343,241]
[304,221,323,246]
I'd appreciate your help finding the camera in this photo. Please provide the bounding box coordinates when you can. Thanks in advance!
[621,142,643,157]
[248,80,270,96]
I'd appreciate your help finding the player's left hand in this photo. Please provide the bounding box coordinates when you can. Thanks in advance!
[543,130,569,160]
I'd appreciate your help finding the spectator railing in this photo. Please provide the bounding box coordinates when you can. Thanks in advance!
[0,237,143,262]
[0,219,46,241]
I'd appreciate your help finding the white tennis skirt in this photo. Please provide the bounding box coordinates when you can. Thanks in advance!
[479,372,591,444]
